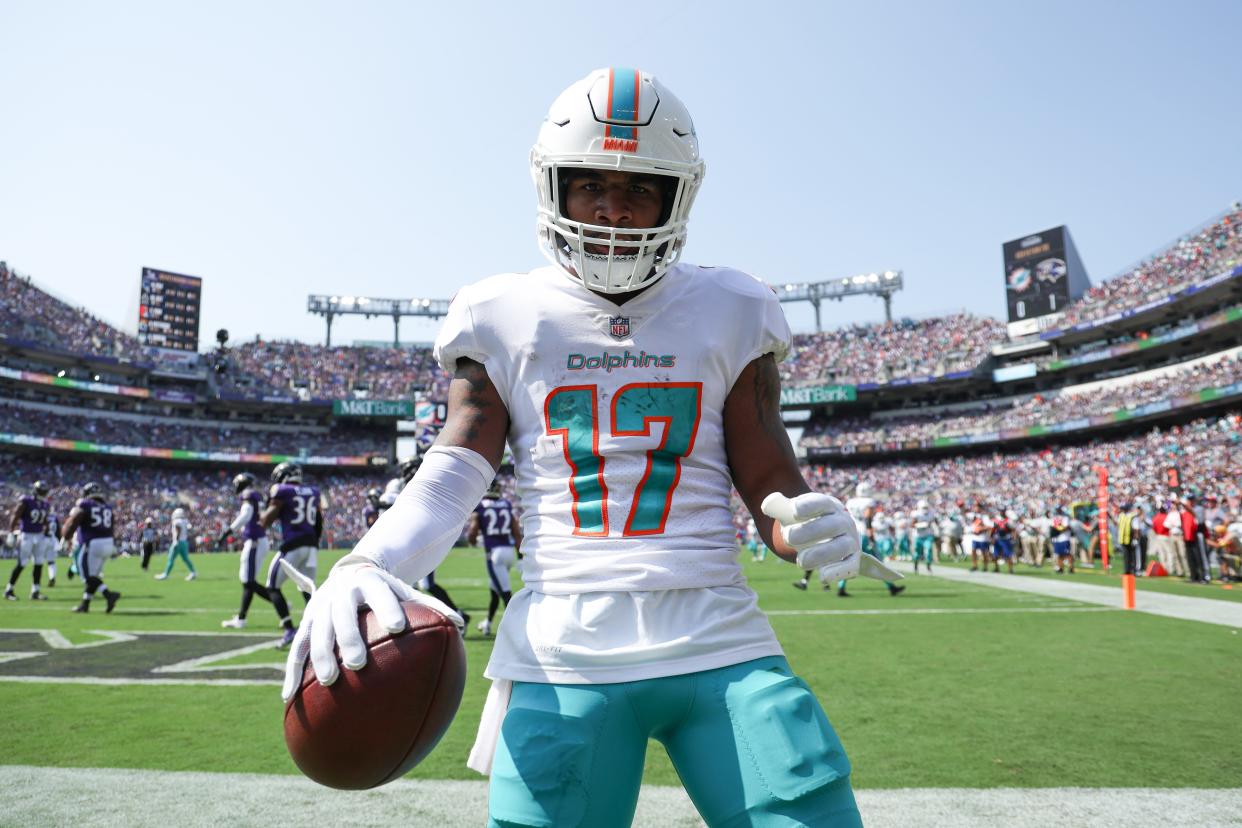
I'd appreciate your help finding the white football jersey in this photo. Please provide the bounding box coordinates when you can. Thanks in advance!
[844,496,875,534]
[872,512,892,536]
[435,263,791,683]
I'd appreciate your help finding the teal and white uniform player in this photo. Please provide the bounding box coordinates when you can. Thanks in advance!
[156,507,196,580]
[911,499,936,570]
[840,485,905,597]
[281,68,904,827]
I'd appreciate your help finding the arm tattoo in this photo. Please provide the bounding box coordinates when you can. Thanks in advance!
[452,359,497,443]
[751,357,785,439]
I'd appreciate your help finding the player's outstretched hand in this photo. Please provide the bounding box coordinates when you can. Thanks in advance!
[280,563,463,702]
[761,492,904,583]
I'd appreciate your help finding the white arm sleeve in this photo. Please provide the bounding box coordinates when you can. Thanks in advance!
[339,445,495,585]
[229,502,254,534]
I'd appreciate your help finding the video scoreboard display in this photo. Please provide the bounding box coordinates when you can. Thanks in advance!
[1001,225,1091,329]
[138,267,202,352]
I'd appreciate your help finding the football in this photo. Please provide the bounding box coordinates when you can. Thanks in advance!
[283,600,467,789]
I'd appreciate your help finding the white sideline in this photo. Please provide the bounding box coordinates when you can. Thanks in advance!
[890,562,1242,628]
[3,766,1239,827]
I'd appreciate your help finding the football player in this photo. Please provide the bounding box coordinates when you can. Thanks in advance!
[844,482,904,597]
[154,507,197,580]
[61,482,120,613]
[261,462,323,647]
[220,472,277,629]
[363,488,383,529]
[466,479,523,636]
[911,498,936,574]
[5,480,54,601]
[283,68,901,826]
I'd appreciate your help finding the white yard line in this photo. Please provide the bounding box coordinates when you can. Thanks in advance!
[766,605,1115,616]
[3,766,1238,827]
[891,562,1242,628]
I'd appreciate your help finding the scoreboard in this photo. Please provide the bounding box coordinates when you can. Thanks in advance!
[138,267,202,352]
[1001,225,1091,333]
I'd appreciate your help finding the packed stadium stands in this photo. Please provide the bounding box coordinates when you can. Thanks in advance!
[781,313,1006,386]
[1055,205,1242,328]
[801,348,1242,449]
[220,340,449,401]
[806,410,1242,518]
[0,262,143,360]
[0,401,388,457]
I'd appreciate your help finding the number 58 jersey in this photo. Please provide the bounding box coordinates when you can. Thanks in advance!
[435,263,790,596]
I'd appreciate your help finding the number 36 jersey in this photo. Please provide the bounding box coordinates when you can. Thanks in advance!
[435,263,791,684]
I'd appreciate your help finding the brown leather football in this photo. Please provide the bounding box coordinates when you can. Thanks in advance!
[283,600,466,789]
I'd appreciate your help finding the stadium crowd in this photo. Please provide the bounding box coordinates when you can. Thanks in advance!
[781,313,1007,386]
[0,402,389,456]
[0,262,143,360]
[802,351,1242,448]
[1056,205,1242,328]
[221,340,450,401]
[795,411,1242,581]
[4,408,1238,577]
[0,455,383,550]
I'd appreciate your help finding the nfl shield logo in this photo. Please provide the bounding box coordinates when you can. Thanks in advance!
[609,316,631,339]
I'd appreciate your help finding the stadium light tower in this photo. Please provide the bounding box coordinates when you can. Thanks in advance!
[307,295,453,347]
[772,271,904,330]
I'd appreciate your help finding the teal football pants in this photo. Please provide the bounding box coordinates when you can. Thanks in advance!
[161,540,195,576]
[487,655,860,827]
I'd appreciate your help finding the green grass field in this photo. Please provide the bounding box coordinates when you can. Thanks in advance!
[1,546,1239,790]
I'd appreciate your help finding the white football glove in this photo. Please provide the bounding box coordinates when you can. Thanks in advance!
[761,492,903,583]
[280,559,463,703]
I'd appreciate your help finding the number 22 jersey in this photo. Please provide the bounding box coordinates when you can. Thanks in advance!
[435,263,791,684]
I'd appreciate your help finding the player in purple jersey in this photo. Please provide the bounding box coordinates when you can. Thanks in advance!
[60,482,121,613]
[260,463,324,647]
[466,480,523,636]
[45,508,61,587]
[5,481,53,601]
[219,472,283,630]
[363,488,382,529]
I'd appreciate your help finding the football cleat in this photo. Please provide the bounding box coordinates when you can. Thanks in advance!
[104,591,121,613]
[153,573,168,580]
[72,601,89,613]
[3,591,16,601]
[477,618,492,637]
[791,581,807,591]
[47,578,55,587]
[30,591,47,601]
[221,617,247,629]
[278,628,296,649]
[185,572,197,581]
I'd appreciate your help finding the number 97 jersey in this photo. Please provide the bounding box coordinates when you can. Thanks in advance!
[434,263,790,595]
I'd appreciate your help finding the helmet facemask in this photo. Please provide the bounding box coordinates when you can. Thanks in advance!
[534,157,701,294]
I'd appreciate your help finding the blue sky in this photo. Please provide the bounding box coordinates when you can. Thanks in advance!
[2,0,1239,349]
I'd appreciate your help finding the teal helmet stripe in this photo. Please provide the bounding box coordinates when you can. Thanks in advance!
[605,66,639,140]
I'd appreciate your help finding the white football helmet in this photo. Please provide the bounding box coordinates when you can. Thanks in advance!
[172,508,186,521]
[531,67,705,294]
